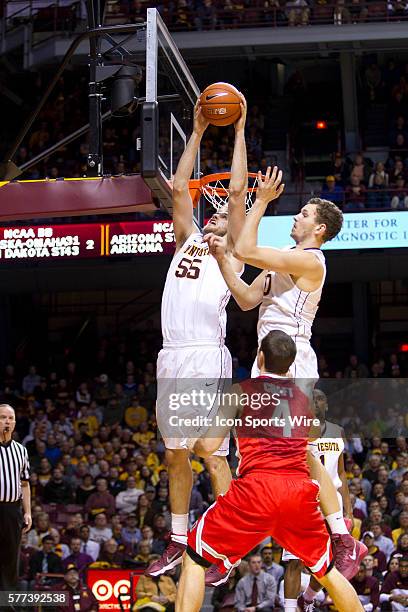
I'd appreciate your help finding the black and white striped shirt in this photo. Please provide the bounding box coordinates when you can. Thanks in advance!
[0,440,30,502]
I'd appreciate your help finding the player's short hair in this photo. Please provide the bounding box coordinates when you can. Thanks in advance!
[260,330,296,375]
[307,197,343,242]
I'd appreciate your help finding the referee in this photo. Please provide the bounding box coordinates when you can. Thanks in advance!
[0,404,32,591]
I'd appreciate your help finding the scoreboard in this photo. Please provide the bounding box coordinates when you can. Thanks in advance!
[0,221,176,261]
[1,211,407,262]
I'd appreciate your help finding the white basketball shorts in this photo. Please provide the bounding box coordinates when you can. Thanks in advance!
[156,342,231,456]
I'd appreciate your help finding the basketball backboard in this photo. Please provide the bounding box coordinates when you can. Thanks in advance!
[141,9,201,222]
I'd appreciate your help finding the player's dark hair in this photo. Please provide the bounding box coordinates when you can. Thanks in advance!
[260,330,296,375]
[307,197,343,242]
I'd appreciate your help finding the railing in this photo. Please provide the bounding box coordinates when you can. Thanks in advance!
[3,0,82,39]
[289,186,408,211]
[3,0,408,40]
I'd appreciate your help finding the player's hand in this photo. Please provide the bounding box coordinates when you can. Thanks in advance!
[193,100,209,136]
[255,166,285,206]
[22,513,32,533]
[235,93,247,133]
[203,232,228,262]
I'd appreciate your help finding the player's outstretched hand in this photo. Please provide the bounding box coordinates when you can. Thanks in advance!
[235,93,247,133]
[256,166,285,205]
[193,100,209,135]
[203,232,228,262]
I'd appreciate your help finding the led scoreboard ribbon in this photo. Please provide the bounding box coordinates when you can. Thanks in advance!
[0,221,176,261]
[0,211,407,262]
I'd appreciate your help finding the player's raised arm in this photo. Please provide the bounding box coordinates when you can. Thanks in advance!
[227,95,248,252]
[234,167,322,279]
[172,103,208,249]
[203,233,266,311]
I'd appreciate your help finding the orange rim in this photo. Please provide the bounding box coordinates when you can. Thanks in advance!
[189,172,264,207]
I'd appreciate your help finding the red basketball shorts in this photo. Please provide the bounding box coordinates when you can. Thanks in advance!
[188,472,332,579]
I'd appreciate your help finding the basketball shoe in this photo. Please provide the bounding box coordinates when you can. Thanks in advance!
[144,535,186,577]
[332,533,368,580]
[204,563,235,587]
[297,594,316,611]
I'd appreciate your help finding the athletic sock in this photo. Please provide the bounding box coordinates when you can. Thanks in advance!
[171,513,189,537]
[326,511,349,535]
[284,598,298,611]
[303,585,320,602]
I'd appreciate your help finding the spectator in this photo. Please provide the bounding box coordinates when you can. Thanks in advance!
[350,562,380,611]
[392,511,408,546]
[27,512,59,550]
[75,474,96,505]
[85,478,116,518]
[285,0,310,26]
[261,544,284,585]
[371,523,395,560]
[362,531,387,572]
[121,513,142,553]
[390,455,408,486]
[43,467,73,504]
[29,535,63,582]
[362,553,384,582]
[97,538,125,567]
[344,354,369,378]
[390,176,408,208]
[79,525,100,561]
[368,162,389,208]
[133,539,152,564]
[63,537,93,572]
[59,565,99,611]
[135,566,177,610]
[365,62,384,102]
[348,0,369,21]
[345,175,367,210]
[350,152,372,185]
[320,175,345,205]
[212,567,240,611]
[397,533,408,556]
[194,0,217,30]
[115,476,143,513]
[235,553,277,612]
[379,556,408,608]
[89,513,113,544]
[22,365,41,396]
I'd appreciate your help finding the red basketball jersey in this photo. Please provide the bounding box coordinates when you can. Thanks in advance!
[234,375,313,477]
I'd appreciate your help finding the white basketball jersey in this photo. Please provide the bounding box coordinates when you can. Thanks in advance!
[161,232,231,345]
[309,421,344,491]
[257,248,326,345]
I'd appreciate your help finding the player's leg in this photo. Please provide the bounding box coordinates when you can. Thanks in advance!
[308,454,367,579]
[204,454,232,497]
[283,558,302,611]
[307,453,345,522]
[316,566,363,611]
[145,448,192,576]
[176,551,206,612]
[297,574,322,611]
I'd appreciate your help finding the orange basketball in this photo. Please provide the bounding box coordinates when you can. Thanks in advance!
[199,82,242,127]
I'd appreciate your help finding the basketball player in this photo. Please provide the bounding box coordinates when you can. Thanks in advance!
[146,99,247,577]
[204,168,366,595]
[175,330,364,612]
[286,388,355,611]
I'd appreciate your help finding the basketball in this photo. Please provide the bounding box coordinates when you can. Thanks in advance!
[199,82,242,126]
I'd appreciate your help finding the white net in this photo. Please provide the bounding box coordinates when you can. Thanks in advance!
[200,174,262,213]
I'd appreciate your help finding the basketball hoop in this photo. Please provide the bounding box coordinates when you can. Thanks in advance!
[188,172,265,213]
